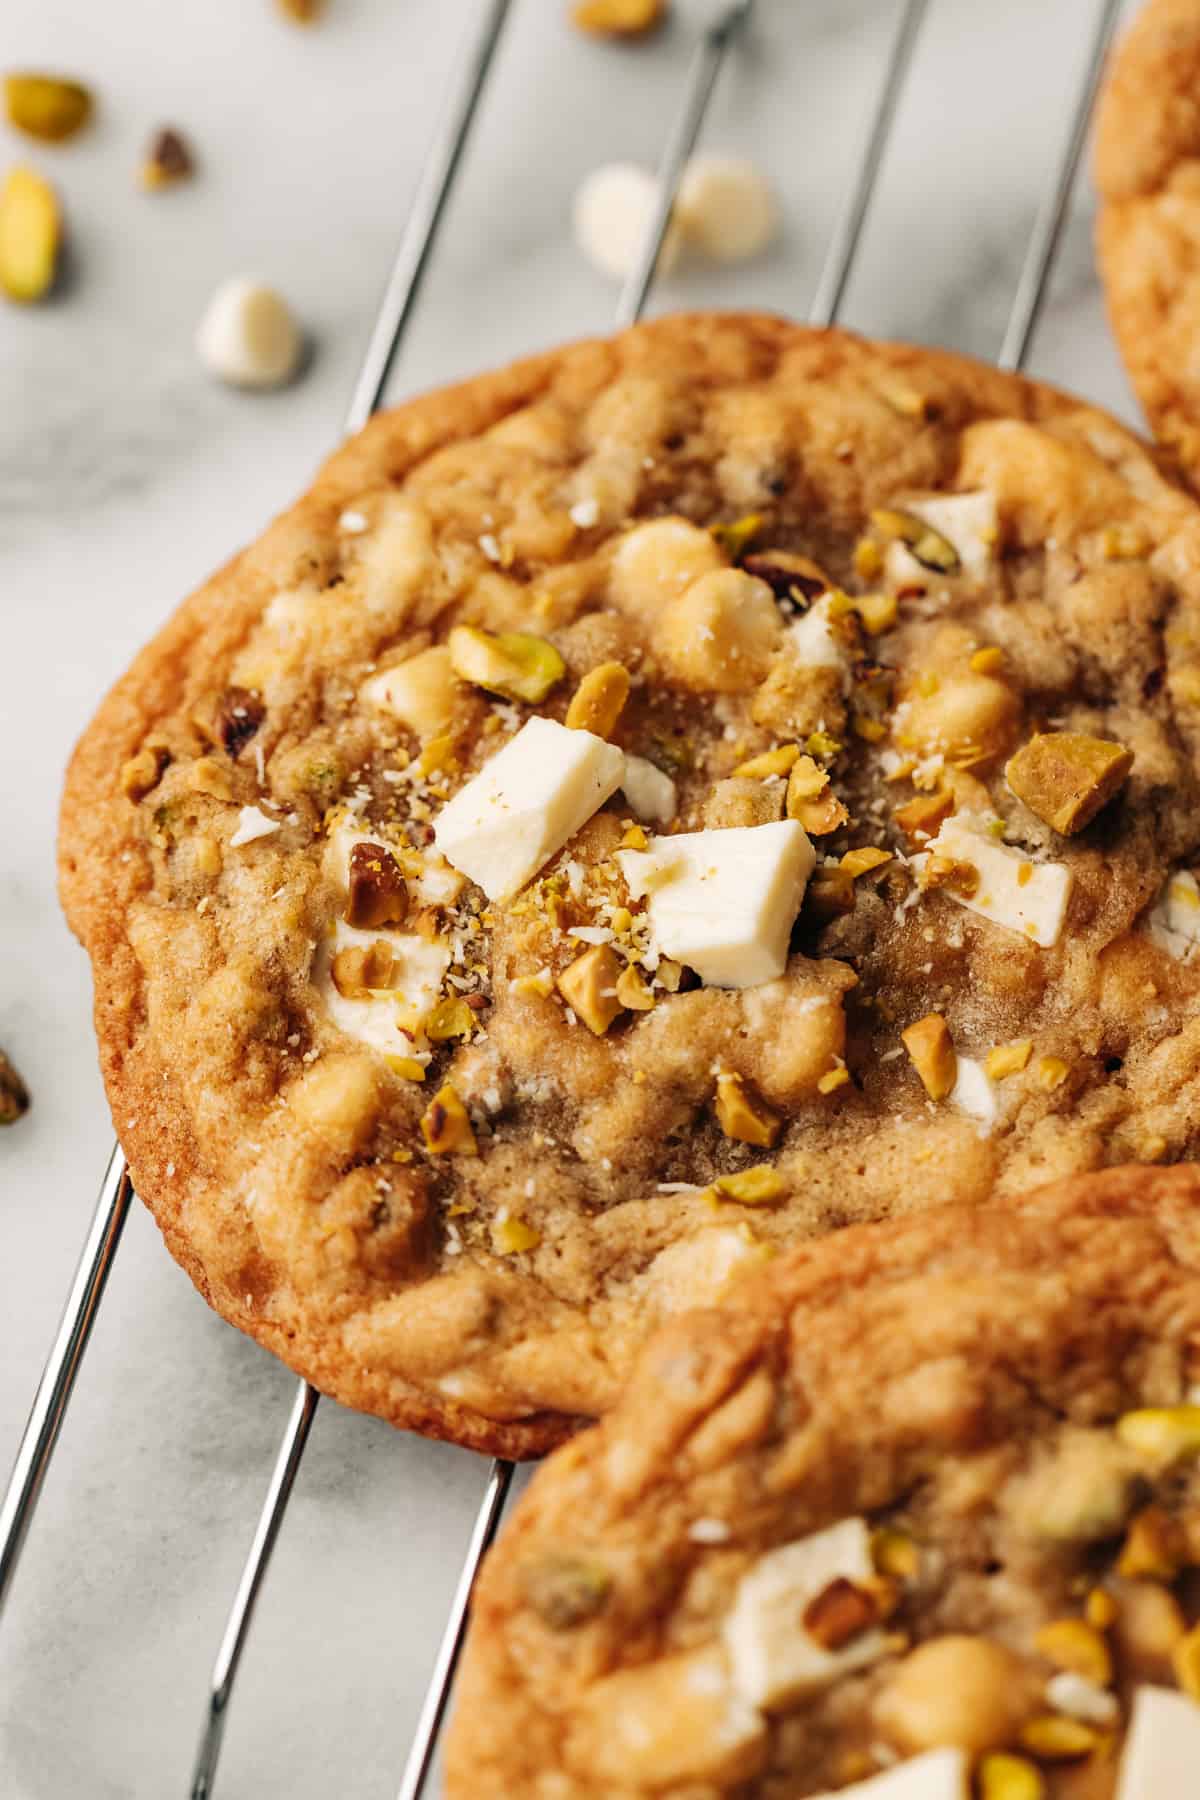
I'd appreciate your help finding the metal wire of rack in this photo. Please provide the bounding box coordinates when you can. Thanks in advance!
[0,0,1125,1793]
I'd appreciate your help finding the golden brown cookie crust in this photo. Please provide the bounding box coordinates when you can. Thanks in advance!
[60,313,1200,1454]
[1095,0,1200,476]
[446,1164,1200,1796]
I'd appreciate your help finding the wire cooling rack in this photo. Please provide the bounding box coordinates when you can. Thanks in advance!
[0,0,1125,1793]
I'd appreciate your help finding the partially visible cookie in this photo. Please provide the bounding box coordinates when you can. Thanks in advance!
[60,312,1200,1455]
[1095,0,1200,475]
[446,1165,1200,1797]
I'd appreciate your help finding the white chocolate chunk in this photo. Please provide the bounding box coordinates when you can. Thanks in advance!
[1148,869,1200,961]
[789,594,849,684]
[434,716,624,901]
[811,1749,969,1800]
[620,753,677,824]
[676,153,777,262]
[229,804,280,847]
[1116,1686,1200,1799]
[315,923,449,1055]
[949,1055,999,1131]
[723,1517,887,1709]
[568,1644,766,1789]
[619,820,814,988]
[360,645,460,740]
[642,1226,769,1314]
[886,491,998,590]
[196,277,303,389]
[572,161,683,281]
[927,815,1072,948]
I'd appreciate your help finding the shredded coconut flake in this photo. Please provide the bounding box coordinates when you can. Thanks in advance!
[229,804,280,848]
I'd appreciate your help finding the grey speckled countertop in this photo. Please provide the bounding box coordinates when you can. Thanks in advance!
[0,1,1143,1795]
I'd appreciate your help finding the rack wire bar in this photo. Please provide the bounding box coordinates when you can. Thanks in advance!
[345,0,515,435]
[614,0,753,330]
[184,8,518,1797]
[807,0,928,331]
[0,1145,132,1616]
[998,0,1122,373]
[189,1383,319,1800]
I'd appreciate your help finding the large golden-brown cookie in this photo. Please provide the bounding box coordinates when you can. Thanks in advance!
[1095,0,1200,476]
[60,314,1200,1454]
[446,1165,1200,1797]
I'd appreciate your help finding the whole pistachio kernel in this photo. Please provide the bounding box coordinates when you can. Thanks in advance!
[1115,1404,1200,1467]
[1005,732,1133,836]
[420,1084,478,1156]
[977,1754,1046,1800]
[447,625,565,704]
[714,1069,782,1148]
[522,1552,612,1628]
[4,73,92,142]
[0,164,61,303]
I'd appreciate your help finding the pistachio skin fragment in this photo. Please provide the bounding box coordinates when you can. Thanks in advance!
[0,1048,30,1125]
[141,126,194,190]
[1005,731,1133,836]
[4,74,92,143]
[0,165,62,303]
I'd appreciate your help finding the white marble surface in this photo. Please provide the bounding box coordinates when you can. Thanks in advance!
[0,0,1145,1794]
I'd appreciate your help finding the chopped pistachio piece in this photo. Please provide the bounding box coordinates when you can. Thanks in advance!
[714,1069,782,1148]
[870,506,959,573]
[345,842,409,930]
[1033,1619,1112,1687]
[330,942,395,1000]
[1117,1504,1185,1580]
[985,1039,1033,1081]
[493,1213,541,1255]
[1017,1716,1097,1760]
[615,962,655,1011]
[565,661,630,738]
[894,788,954,843]
[1173,1622,1200,1701]
[1005,732,1133,836]
[901,1013,956,1101]
[447,625,565,704]
[841,846,892,878]
[977,1754,1045,1800]
[709,513,764,559]
[803,1577,879,1650]
[384,1054,426,1082]
[1116,1403,1200,1466]
[420,1084,478,1155]
[0,1048,30,1125]
[4,73,92,142]
[790,784,849,835]
[141,126,194,190]
[425,996,476,1042]
[742,549,831,603]
[557,943,625,1035]
[735,742,800,780]
[817,1065,851,1094]
[871,1528,919,1580]
[712,1166,785,1204]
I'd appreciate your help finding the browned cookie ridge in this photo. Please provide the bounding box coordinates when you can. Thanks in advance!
[446,1166,1200,1797]
[1095,0,1200,479]
[60,313,1200,1452]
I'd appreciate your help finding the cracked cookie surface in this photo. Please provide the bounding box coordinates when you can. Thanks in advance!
[60,313,1200,1453]
[446,1165,1200,1797]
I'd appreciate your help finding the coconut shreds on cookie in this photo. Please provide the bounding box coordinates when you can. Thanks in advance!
[1095,0,1200,478]
[445,1166,1200,1797]
[59,313,1200,1454]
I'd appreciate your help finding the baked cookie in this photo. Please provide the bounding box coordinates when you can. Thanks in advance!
[1095,0,1200,476]
[59,313,1200,1454]
[446,1165,1200,1797]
